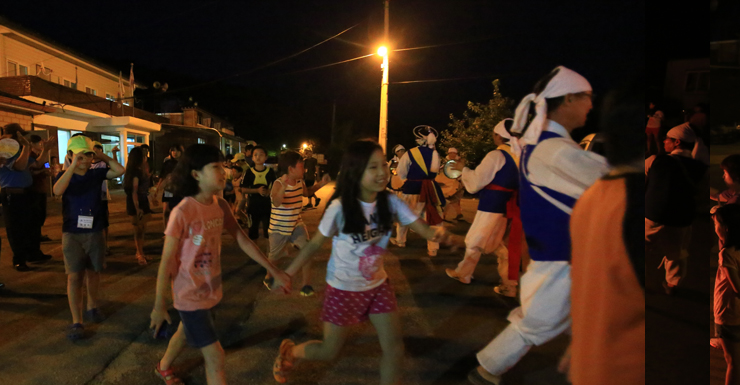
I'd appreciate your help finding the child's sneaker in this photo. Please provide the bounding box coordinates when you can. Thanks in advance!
[84,308,106,324]
[299,285,315,297]
[67,323,84,341]
[264,277,274,290]
[273,339,295,383]
[314,198,321,207]
[493,284,517,298]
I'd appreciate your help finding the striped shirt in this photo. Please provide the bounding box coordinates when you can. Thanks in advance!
[269,179,304,235]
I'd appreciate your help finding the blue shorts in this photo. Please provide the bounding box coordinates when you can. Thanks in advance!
[178,308,218,348]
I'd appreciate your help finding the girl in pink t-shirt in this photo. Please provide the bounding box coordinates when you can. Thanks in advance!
[149,144,290,385]
[271,140,460,384]
[711,204,740,385]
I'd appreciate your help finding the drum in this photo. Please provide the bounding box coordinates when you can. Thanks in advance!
[442,160,462,179]
[0,138,19,159]
[390,174,404,191]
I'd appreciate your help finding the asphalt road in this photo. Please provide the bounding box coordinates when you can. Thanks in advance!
[0,185,569,385]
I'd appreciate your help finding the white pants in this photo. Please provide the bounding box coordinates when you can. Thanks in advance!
[645,218,689,286]
[477,261,571,375]
[453,211,508,282]
[396,193,439,252]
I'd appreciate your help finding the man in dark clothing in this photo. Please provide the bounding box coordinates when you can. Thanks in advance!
[645,122,708,293]
[0,124,56,272]
[302,149,320,208]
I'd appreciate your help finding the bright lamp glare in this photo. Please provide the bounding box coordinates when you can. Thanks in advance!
[377,46,388,57]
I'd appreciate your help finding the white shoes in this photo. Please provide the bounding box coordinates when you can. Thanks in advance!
[493,284,517,298]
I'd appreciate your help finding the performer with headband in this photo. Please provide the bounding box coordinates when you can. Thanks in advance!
[467,66,609,385]
[390,126,446,256]
[445,119,523,298]
[387,144,406,194]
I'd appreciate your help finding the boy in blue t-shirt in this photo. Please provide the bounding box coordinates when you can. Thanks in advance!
[52,135,125,341]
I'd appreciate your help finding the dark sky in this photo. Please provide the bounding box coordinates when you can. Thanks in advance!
[1,1,652,151]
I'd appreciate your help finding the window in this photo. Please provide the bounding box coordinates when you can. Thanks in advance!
[19,65,28,75]
[127,133,145,143]
[105,93,115,101]
[7,61,17,76]
[685,71,709,92]
[198,138,206,144]
[64,79,77,89]
[86,87,97,96]
[35,64,51,80]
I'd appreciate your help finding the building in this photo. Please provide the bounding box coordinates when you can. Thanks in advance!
[0,18,250,170]
[0,18,162,166]
[156,107,247,165]
[663,58,709,112]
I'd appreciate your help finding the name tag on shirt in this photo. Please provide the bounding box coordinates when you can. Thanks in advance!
[164,191,174,198]
[77,215,94,229]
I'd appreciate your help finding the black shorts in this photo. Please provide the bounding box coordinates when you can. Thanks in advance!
[718,323,740,342]
[126,193,152,216]
[305,179,315,188]
[101,200,109,228]
[224,193,236,203]
[178,308,218,348]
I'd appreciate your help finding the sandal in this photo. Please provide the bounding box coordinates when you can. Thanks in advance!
[66,323,84,341]
[273,339,295,383]
[137,255,148,266]
[155,362,183,385]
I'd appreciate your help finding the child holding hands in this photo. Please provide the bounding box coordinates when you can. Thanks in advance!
[263,150,330,297]
[271,140,458,385]
[149,144,290,385]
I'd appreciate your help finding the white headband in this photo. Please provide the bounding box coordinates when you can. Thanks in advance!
[493,118,514,140]
[510,66,591,157]
[666,122,696,143]
[426,132,436,148]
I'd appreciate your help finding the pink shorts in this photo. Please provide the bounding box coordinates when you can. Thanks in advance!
[320,280,398,326]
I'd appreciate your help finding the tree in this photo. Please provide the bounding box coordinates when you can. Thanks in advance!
[438,80,514,167]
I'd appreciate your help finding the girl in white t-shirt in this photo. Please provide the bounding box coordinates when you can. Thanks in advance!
[271,139,459,384]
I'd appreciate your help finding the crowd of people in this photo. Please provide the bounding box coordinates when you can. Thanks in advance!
[0,65,646,385]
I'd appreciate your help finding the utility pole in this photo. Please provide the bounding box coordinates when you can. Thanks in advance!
[378,0,390,153]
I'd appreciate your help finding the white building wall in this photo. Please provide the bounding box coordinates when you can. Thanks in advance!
[0,32,130,99]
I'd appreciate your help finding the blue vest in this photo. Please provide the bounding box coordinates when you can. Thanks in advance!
[402,146,446,206]
[519,132,578,262]
[478,150,518,213]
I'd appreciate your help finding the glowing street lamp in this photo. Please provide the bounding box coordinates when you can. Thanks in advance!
[302,143,308,149]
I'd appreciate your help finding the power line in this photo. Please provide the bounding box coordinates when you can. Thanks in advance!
[391,75,499,84]
[278,53,374,76]
[392,35,500,52]
[166,22,361,95]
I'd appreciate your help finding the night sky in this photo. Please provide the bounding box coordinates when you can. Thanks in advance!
[1,1,652,151]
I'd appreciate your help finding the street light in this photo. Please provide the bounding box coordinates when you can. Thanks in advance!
[302,143,308,149]
[377,45,389,153]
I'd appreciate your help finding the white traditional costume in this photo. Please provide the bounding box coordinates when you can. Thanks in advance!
[446,119,523,297]
[476,66,609,377]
